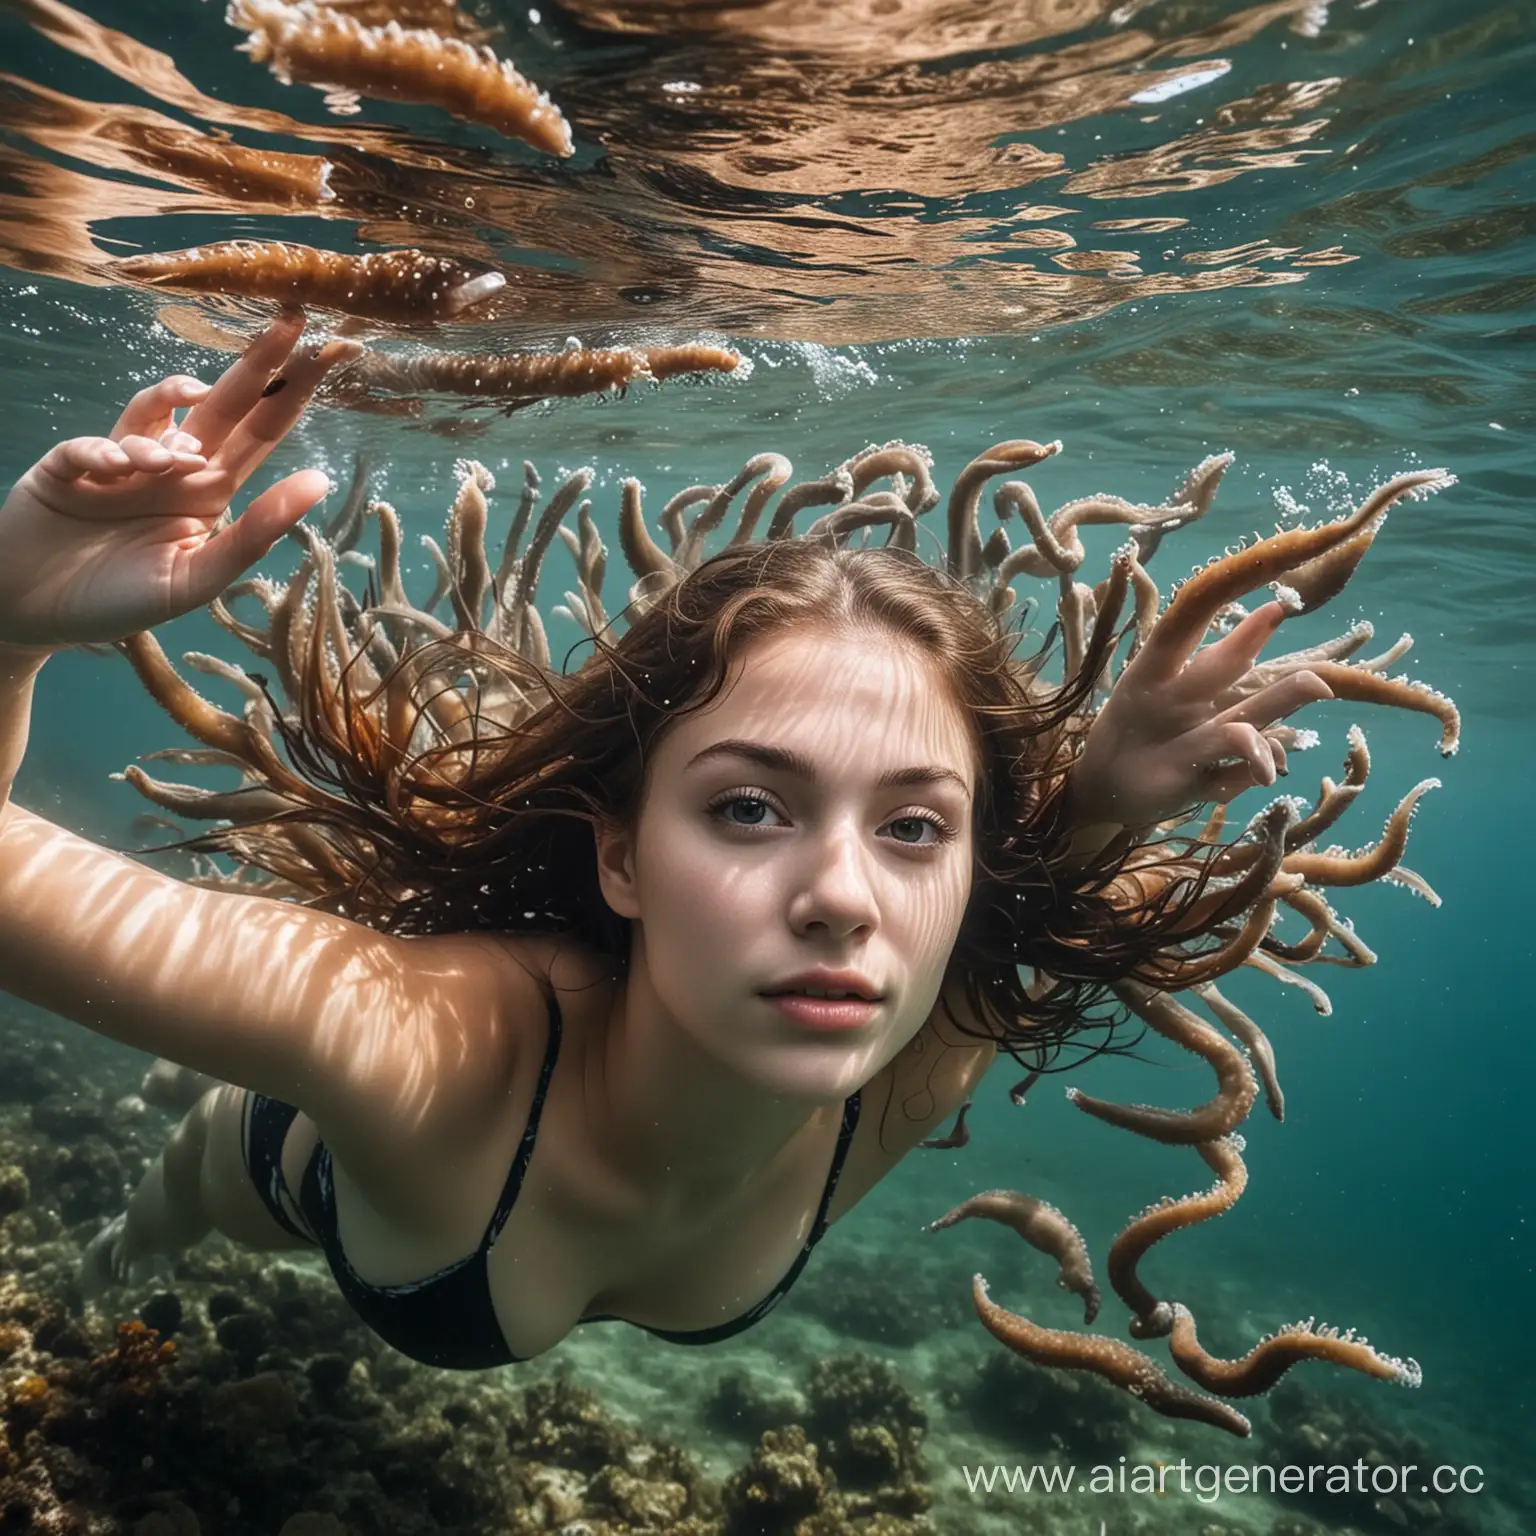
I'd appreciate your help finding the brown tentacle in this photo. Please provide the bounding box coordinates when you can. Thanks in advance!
[765,469,854,542]
[492,461,541,596]
[618,478,679,588]
[723,454,793,548]
[678,454,790,569]
[1067,984,1258,1146]
[845,442,939,514]
[1194,987,1283,1120]
[927,1191,1100,1325]
[1155,469,1454,659]
[113,241,504,323]
[114,765,290,822]
[971,1278,1251,1437]
[1106,1134,1249,1339]
[1168,1302,1420,1397]
[947,440,1060,582]
[1306,664,1461,757]
[115,631,316,805]
[1283,779,1440,888]
[1242,949,1336,1015]
[228,0,573,156]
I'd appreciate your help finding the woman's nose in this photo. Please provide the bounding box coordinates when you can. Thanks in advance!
[788,827,879,937]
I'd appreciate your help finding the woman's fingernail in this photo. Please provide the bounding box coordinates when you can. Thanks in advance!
[262,376,289,398]
[182,379,211,397]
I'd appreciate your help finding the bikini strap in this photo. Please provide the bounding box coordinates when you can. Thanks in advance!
[809,1088,862,1244]
[482,990,564,1251]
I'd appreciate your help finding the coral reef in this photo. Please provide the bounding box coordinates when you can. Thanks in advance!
[1265,1380,1482,1535]
[802,1355,928,1516]
[960,1347,1135,1462]
[719,1423,932,1536]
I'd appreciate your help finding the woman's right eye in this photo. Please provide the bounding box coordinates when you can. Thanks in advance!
[709,792,784,829]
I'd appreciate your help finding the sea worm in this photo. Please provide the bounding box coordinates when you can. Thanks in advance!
[928,1191,1100,1324]
[1167,1303,1422,1396]
[227,0,573,156]
[971,1277,1252,1437]
[340,342,740,401]
[112,241,504,324]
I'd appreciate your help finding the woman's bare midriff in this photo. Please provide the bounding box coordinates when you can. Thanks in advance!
[267,932,920,1360]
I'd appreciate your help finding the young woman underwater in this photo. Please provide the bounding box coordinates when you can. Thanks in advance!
[0,315,1453,1427]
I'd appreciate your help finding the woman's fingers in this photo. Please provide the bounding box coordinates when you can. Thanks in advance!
[39,437,133,482]
[1204,762,1265,805]
[1190,720,1278,791]
[1178,600,1289,696]
[1213,669,1333,731]
[177,310,306,458]
[36,435,208,511]
[212,337,363,485]
[176,467,332,605]
[110,375,211,443]
[116,435,176,474]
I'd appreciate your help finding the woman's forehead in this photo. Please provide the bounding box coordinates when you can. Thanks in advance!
[668,628,976,775]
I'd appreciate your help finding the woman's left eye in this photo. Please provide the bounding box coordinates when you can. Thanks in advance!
[886,814,955,847]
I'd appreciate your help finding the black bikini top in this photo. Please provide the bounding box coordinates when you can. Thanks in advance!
[298,991,863,1370]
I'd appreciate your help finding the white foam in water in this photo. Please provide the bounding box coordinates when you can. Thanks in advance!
[1273,460,1361,524]
[797,342,880,398]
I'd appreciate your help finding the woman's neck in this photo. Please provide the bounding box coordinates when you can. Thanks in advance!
[575,955,841,1215]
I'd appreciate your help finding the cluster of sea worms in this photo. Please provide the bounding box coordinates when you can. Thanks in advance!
[919,452,1455,1435]
[107,435,1456,1439]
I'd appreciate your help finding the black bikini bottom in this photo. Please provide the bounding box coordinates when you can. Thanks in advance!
[240,1091,318,1246]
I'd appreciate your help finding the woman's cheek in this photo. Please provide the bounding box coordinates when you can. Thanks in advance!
[648,821,748,937]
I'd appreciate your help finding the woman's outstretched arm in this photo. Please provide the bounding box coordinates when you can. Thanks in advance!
[0,318,517,1166]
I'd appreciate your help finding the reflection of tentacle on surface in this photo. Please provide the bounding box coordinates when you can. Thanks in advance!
[227,0,573,154]
[113,241,504,323]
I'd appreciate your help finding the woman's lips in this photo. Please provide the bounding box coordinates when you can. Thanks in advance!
[761,994,880,1030]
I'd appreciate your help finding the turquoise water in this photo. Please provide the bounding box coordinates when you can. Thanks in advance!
[1,0,1533,1531]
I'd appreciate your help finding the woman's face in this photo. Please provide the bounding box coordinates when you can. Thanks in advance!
[595,624,978,1101]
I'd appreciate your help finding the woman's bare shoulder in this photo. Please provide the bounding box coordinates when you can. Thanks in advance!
[332,929,614,1214]
[399,928,615,1070]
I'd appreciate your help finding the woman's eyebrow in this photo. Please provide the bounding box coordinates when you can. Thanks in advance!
[685,738,971,798]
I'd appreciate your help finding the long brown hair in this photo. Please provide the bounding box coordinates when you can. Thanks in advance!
[114,445,1293,1073]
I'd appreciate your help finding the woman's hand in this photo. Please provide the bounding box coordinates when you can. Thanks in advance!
[0,313,360,652]
[1068,599,1334,832]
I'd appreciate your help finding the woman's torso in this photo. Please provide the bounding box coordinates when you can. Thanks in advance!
[269,932,969,1361]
